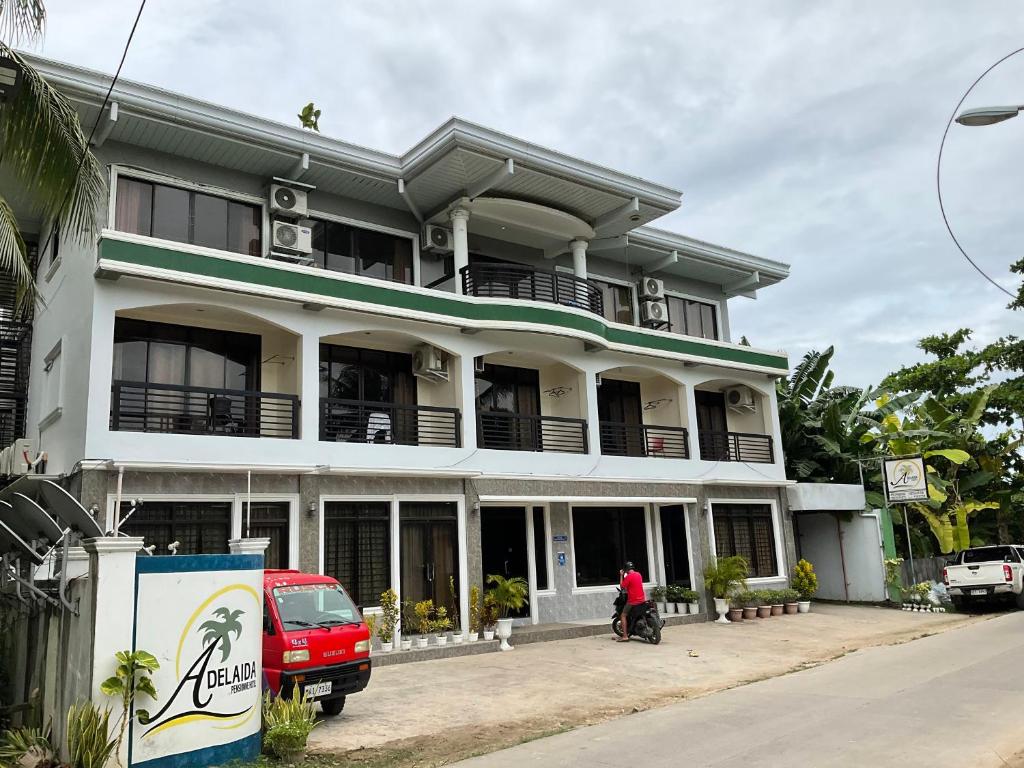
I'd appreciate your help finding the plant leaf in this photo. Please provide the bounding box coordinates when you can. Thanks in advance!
[99,677,123,697]
[923,448,971,465]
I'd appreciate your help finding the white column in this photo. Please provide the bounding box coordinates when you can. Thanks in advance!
[84,537,143,701]
[684,383,701,461]
[450,208,470,294]
[569,239,588,280]
[229,537,270,557]
[456,352,478,449]
[583,369,601,457]
[300,330,320,443]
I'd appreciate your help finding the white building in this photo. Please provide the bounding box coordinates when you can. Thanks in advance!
[13,54,795,625]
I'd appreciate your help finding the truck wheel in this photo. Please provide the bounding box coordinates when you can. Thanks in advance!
[950,596,968,613]
[1016,591,1024,611]
[320,696,346,716]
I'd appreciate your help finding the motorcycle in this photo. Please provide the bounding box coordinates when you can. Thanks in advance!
[611,588,663,644]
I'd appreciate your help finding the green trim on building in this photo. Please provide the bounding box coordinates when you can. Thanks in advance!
[99,238,789,371]
[879,507,901,602]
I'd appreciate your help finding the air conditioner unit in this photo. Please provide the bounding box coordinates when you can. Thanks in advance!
[725,385,757,411]
[413,344,449,381]
[423,225,454,253]
[3,438,34,476]
[474,356,486,374]
[269,183,308,218]
[640,298,668,328]
[272,221,312,254]
[639,276,665,300]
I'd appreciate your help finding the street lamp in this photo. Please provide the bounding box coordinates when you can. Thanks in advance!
[955,105,1023,126]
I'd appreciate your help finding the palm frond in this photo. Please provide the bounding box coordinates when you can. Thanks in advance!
[0,44,105,242]
[0,0,45,44]
[0,197,34,294]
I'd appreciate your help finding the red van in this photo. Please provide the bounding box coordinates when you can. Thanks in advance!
[262,570,372,715]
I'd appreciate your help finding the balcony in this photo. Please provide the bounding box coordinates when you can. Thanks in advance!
[698,431,774,464]
[599,423,689,459]
[110,381,300,438]
[460,263,604,316]
[320,398,461,447]
[477,412,588,454]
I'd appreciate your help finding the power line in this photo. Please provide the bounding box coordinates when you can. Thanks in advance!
[935,46,1023,301]
[35,0,147,263]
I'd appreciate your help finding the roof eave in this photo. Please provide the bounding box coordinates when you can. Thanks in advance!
[631,226,791,282]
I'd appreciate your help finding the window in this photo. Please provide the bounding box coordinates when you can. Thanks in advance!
[592,279,634,325]
[666,295,718,340]
[572,506,649,587]
[319,344,415,404]
[712,504,778,578]
[120,501,231,555]
[243,501,291,570]
[115,176,261,257]
[961,547,1020,564]
[41,219,60,276]
[308,219,413,285]
[322,502,390,608]
[533,507,549,591]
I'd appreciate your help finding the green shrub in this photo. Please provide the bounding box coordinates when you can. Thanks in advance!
[791,559,819,600]
[650,585,666,601]
[67,701,117,768]
[780,588,800,603]
[263,689,318,760]
[703,556,749,599]
[0,723,53,767]
[680,588,699,603]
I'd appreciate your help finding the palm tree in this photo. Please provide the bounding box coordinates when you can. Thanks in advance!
[0,3,105,299]
[199,607,245,662]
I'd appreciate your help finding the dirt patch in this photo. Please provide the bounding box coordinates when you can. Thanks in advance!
[308,605,986,768]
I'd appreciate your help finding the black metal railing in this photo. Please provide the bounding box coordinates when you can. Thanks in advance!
[460,263,604,316]
[477,411,588,454]
[110,381,299,439]
[320,398,461,447]
[599,422,689,459]
[698,431,774,463]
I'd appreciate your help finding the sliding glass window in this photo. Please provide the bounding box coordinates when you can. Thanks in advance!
[666,295,718,340]
[308,219,414,285]
[572,506,649,588]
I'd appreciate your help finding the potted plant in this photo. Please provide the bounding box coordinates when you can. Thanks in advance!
[448,575,463,643]
[703,555,749,624]
[650,585,669,615]
[754,591,771,619]
[468,585,481,642]
[364,612,378,651]
[432,606,452,646]
[481,590,499,640]
[792,559,818,612]
[781,588,800,615]
[681,588,700,614]
[738,591,759,620]
[668,584,687,615]
[486,574,528,651]
[414,599,433,648]
[400,599,415,650]
[727,595,744,622]
[768,590,784,617]
[379,588,398,651]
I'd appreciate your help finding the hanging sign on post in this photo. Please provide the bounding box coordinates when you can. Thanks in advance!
[883,455,929,503]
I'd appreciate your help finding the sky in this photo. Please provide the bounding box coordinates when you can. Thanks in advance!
[30,1,1024,386]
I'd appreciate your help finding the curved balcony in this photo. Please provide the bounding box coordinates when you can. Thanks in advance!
[460,263,604,316]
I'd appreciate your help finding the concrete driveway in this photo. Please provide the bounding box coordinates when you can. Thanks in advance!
[454,610,1024,767]
[309,605,979,762]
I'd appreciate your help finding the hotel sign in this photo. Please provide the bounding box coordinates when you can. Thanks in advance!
[883,455,929,503]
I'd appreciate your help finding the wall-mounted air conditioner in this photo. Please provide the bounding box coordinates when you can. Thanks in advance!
[269,183,309,218]
[639,276,665,300]
[423,225,454,253]
[272,221,312,254]
[725,385,757,411]
[413,344,449,381]
[640,298,668,328]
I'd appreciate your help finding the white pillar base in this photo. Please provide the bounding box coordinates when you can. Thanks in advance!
[229,537,270,556]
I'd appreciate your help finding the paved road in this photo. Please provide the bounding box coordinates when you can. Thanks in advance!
[456,612,1024,768]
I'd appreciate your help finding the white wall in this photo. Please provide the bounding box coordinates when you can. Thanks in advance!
[797,512,887,602]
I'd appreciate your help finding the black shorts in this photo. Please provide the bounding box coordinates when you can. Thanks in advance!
[625,603,646,621]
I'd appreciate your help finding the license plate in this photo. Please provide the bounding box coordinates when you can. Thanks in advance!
[970,589,987,596]
[305,681,332,699]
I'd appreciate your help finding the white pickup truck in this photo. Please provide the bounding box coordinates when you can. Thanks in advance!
[944,545,1024,610]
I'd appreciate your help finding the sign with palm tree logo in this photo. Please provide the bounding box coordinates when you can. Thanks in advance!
[883,455,929,503]
[130,556,264,768]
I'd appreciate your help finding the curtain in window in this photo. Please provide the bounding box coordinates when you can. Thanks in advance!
[115,178,152,235]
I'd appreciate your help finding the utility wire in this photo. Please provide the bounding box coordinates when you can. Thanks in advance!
[35,0,147,262]
[936,46,1023,301]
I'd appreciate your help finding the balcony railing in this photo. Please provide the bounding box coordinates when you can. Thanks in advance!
[460,263,604,316]
[320,398,461,447]
[477,411,588,454]
[599,422,689,459]
[111,381,299,438]
[698,431,774,464]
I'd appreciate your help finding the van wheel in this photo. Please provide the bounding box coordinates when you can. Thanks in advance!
[1015,591,1024,610]
[321,696,346,716]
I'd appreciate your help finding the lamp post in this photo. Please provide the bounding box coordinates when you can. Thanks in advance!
[955,105,1024,126]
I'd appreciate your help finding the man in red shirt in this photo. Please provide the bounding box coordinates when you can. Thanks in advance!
[618,561,645,642]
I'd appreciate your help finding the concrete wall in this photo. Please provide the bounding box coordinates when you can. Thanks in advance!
[796,512,887,602]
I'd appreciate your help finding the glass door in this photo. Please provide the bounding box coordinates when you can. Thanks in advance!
[480,506,529,619]
[400,502,460,623]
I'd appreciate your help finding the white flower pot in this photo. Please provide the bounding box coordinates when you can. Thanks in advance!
[496,618,514,651]
[797,601,811,614]
[453,633,464,644]
[673,602,685,615]
[381,641,393,653]
[436,634,448,647]
[401,638,412,651]
[468,631,479,642]
[688,601,699,615]
[714,597,730,624]
[483,628,495,641]
[660,601,672,615]
[416,637,428,649]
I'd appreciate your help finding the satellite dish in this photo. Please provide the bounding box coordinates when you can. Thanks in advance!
[0,519,44,565]
[38,481,103,539]
[9,494,62,543]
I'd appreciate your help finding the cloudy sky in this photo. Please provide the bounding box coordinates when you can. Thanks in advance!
[33,1,1024,385]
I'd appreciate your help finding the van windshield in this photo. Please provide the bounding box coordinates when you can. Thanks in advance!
[273,583,361,629]
[961,547,1019,564]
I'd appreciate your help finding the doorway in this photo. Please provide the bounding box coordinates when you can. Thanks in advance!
[598,378,644,456]
[400,502,459,616]
[659,504,691,588]
[480,506,529,619]
[695,390,728,460]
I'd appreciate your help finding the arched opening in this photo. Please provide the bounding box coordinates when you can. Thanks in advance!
[319,329,462,447]
[475,350,587,453]
[110,304,300,439]
[693,378,773,463]
[595,365,689,459]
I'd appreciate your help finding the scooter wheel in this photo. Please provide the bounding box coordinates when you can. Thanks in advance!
[611,618,622,637]
[648,621,662,645]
